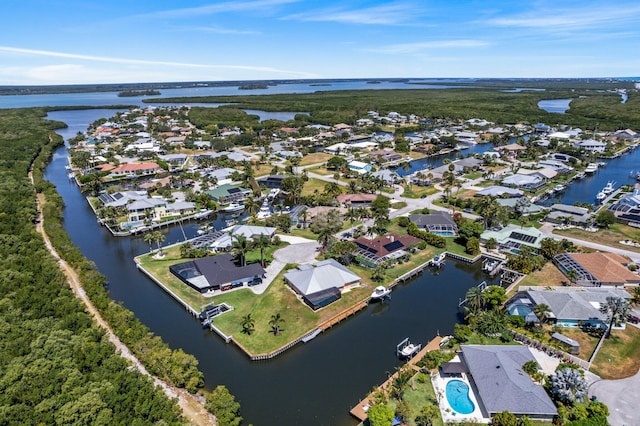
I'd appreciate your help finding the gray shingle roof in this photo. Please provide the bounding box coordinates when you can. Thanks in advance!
[461,345,557,417]
[284,259,360,296]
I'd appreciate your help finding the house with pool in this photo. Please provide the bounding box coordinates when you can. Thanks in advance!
[433,345,557,422]
[506,286,633,328]
[409,211,458,237]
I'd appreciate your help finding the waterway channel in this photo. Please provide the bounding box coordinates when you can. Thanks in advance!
[43,109,501,425]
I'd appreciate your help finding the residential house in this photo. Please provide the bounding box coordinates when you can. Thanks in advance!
[202,167,241,185]
[546,204,592,226]
[208,225,276,252]
[475,186,524,198]
[348,161,372,174]
[455,345,558,420]
[170,254,265,293]
[538,159,573,174]
[480,225,548,254]
[370,169,400,186]
[575,139,607,153]
[336,193,378,208]
[496,197,546,216]
[110,162,162,178]
[257,174,289,189]
[553,252,640,287]
[284,259,361,310]
[354,233,422,266]
[609,189,640,226]
[517,167,558,181]
[501,174,544,190]
[408,212,458,236]
[205,184,251,204]
[507,286,632,328]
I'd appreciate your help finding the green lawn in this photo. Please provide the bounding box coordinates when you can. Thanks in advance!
[137,245,377,355]
[402,185,439,199]
[302,177,337,196]
[300,152,334,166]
[591,325,640,379]
[553,223,640,253]
[392,376,444,426]
[463,171,483,180]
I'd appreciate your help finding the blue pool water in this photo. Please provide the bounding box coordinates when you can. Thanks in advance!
[432,231,455,237]
[508,303,533,317]
[445,380,475,414]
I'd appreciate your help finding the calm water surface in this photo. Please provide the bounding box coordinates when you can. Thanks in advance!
[44,109,500,426]
[537,98,573,113]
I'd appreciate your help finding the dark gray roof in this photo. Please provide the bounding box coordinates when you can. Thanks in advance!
[193,254,264,287]
[441,362,468,374]
[409,211,457,228]
[461,345,557,417]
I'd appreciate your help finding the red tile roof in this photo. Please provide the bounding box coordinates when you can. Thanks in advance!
[354,233,422,257]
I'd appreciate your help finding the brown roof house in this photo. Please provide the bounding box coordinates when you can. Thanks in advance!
[553,252,640,287]
[354,233,421,267]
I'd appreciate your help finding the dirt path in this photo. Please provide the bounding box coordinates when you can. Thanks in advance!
[32,176,215,425]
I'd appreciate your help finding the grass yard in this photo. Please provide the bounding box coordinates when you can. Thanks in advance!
[307,165,334,176]
[392,376,444,426]
[402,184,439,199]
[553,223,640,253]
[300,152,334,166]
[302,177,335,196]
[515,262,566,293]
[137,244,379,355]
[590,325,640,379]
[557,328,599,360]
[444,238,474,258]
[463,171,483,180]
[252,163,274,177]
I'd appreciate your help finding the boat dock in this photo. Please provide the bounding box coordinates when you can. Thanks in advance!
[318,300,368,331]
[350,335,445,422]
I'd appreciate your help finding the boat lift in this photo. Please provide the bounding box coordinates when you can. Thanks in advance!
[396,337,421,359]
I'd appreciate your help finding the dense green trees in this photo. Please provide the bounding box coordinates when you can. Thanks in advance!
[0,108,183,424]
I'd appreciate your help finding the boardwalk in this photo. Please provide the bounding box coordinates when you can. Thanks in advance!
[350,335,444,422]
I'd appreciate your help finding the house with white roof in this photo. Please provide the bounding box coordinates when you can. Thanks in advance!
[574,139,607,153]
[284,259,361,310]
[348,160,372,174]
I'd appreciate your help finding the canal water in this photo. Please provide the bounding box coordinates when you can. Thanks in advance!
[44,108,501,425]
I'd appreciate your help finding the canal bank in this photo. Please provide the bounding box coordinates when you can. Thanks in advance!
[44,109,502,426]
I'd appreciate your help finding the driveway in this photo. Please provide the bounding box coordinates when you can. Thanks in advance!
[589,368,640,426]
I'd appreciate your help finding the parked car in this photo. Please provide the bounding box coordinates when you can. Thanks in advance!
[627,314,640,324]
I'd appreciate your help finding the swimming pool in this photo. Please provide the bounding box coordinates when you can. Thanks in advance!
[445,379,475,415]
[508,303,533,317]
[432,231,455,237]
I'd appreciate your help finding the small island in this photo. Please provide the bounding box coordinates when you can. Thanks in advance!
[117,89,161,97]
[238,83,270,90]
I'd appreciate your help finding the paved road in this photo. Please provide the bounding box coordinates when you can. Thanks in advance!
[589,367,640,426]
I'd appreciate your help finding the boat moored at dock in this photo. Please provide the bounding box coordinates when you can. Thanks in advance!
[370,285,391,301]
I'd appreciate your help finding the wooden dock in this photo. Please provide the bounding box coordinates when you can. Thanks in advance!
[319,300,368,331]
[349,335,444,422]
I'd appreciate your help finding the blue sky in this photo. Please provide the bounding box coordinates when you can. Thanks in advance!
[2,0,639,85]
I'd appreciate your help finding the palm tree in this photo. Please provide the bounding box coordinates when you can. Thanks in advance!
[241,313,255,335]
[143,232,155,253]
[232,234,251,266]
[324,182,342,197]
[532,303,551,324]
[599,296,631,338]
[253,234,271,267]
[465,286,484,316]
[565,268,579,284]
[372,262,387,282]
[152,231,166,256]
[243,197,259,216]
[269,313,284,335]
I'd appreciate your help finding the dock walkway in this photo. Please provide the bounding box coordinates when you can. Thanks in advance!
[349,335,444,422]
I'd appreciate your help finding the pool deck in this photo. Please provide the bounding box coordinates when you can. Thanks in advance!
[350,335,444,421]
[431,356,488,423]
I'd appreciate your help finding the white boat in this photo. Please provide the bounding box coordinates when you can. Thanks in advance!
[428,253,446,267]
[399,343,420,358]
[197,224,213,235]
[584,163,598,174]
[256,203,272,220]
[596,191,606,201]
[267,188,280,201]
[222,202,244,213]
[602,181,615,195]
[554,184,565,192]
[370,285,391,301]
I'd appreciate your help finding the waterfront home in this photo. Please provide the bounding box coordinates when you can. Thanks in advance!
[159,153,187,169]
[496,197,546,216]
[480,225,547,254]
[109,162,162,178]
[205,184,251,204]
[409,212,459,237]
[475,186,524,198]
[507,286,632,328]
[354,233,422,266]
[609,189,640,226]
[553,252,640,287]
[170,253,265,293]
[208,225,277,252]
[367,149,403,164]
[612,129,638,140]
[495,143,526,159]
[284,259,361,310]
[348,161,372,174]
[574,139,607,153]
[202,167,241,185]
[455,345,557,421]
[195,150,249,163]
[501,174,544,190]
[336,193,377,208]
[324,142,351,155]
[546,204,592,226]
[370,169,400,186]
[517,167,558,181]
[453,157,484,171]
[257,174,289,189]
[537,159,573,174]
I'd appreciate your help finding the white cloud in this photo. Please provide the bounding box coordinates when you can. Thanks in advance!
[285,2,421,25]
[0,46,316,78]
[135,0,300,19]
[177,26,260,36]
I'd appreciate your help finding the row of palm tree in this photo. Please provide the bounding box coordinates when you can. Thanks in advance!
[241,312,284,336]
[231,233,272,267]
[143,230,166,256]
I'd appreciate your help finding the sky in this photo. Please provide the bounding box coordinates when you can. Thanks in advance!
[1,0,639,85]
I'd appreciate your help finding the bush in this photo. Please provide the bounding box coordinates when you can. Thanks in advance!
[397,216,410,227]
[407,222,446,248]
